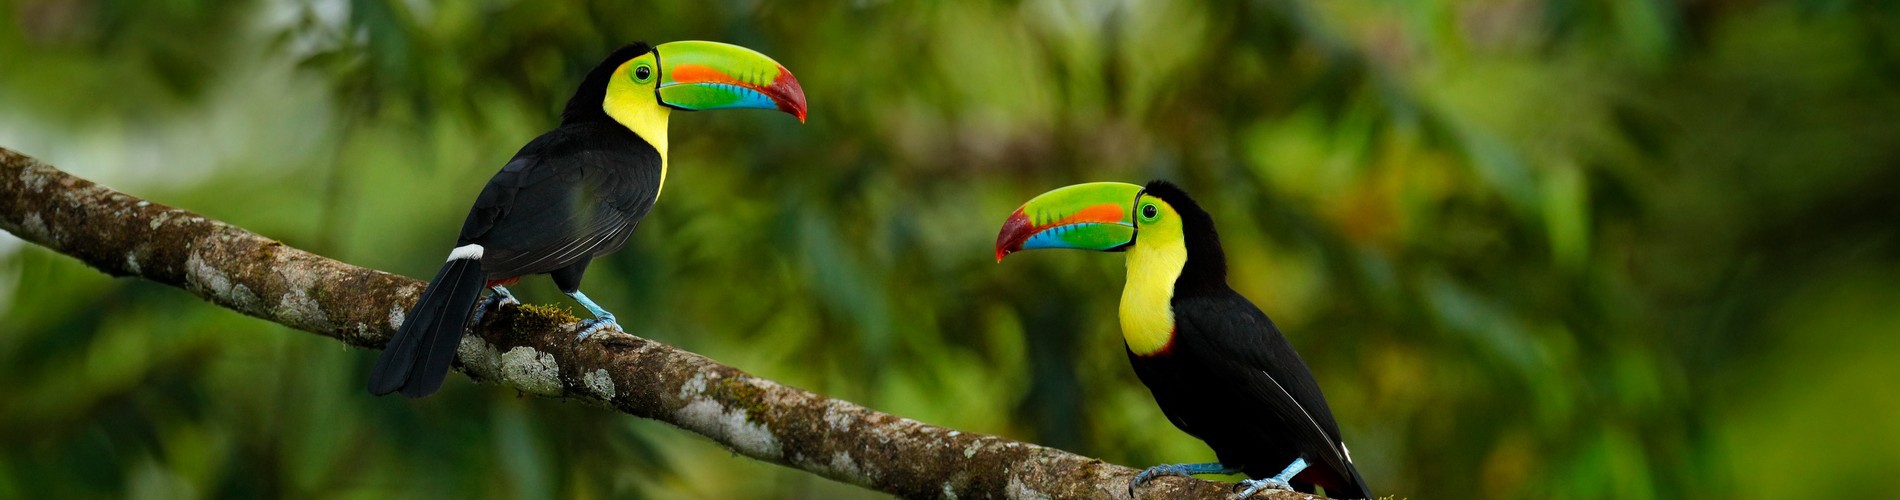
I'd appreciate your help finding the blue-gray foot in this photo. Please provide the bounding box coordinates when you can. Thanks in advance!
[1231,458,1307,499]
[565,290,620,340]
[1128,462,1240,497]
[470,286,521,324]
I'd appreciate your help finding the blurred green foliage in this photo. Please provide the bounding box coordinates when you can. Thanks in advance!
[4,0,1899,498]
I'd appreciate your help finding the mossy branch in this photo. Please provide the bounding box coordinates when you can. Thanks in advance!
[0,147,1328,499]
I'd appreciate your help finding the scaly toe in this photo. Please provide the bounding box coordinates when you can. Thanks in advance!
[1129,464,1192,497]
[1230,478,1292,499]
[576,318,621,340]
[1133,465,1185,485]
[472,297,502,324]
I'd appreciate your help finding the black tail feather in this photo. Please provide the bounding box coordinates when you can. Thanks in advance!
[367,258,486,397]
[1333,462,1374,499]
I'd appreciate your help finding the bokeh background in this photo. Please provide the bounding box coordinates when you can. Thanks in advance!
[3,0,1898,498]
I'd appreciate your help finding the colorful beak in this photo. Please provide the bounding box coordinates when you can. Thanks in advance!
[995,182,1144,262]
[654,41,808,122]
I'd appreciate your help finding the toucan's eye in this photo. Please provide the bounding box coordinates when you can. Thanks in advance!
[633,65,653,82]
[1141,204,1158,220]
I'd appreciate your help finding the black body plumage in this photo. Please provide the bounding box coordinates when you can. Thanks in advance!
[1127,182,1373,498]
[368,44,663,397]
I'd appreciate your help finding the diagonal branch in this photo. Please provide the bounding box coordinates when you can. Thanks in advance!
[0,147,1325,499]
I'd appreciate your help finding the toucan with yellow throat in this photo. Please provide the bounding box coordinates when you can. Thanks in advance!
[995,181,1372,499]
[368,41,807,398]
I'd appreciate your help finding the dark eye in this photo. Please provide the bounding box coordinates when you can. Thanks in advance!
[634,65,652,81]
[1142,204,1158,219]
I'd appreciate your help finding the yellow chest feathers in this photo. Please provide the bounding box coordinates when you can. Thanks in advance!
[1119,238,1186,356]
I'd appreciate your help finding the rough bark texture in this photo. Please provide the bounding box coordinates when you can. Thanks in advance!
[0,147,1330,500]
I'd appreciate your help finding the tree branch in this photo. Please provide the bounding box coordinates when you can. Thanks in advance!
[0,147,1326,499]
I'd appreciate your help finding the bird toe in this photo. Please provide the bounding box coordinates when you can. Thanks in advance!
[1229,478,1291,499]
[576,318,623,340]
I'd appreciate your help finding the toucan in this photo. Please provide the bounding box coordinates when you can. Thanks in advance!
[367,41,807,398]
[994,181,1372,499]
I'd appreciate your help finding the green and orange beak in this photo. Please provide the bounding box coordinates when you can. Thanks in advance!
[995,182,1145,262]
[654,41,807,122]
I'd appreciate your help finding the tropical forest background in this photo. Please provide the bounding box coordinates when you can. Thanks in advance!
[2,0,1897,498]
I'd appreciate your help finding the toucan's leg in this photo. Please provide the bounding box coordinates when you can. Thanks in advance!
[1129,462,1241,496]
[491,285,519,305]
[549,260,616,339]
[1231,458,1306,499]
[565,290,620,340]
[470,285,520,324]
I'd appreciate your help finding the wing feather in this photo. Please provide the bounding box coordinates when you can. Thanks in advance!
[1178,294,1357,479]
[452,124,662,279]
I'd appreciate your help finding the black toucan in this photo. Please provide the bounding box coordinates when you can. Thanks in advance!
[368,41,807,398]
[994,181,1372,499]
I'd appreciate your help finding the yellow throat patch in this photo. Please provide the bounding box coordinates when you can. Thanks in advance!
[1120,196,1186,356]
[603,57,672,199]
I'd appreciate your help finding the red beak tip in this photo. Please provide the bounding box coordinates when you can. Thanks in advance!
[995,209,1031,263]
[770,65,808,123]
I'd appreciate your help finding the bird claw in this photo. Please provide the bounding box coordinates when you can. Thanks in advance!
[471,287,521,324]
[1127,464,1191,498]
[1230,478,1292,499]
[471,296,515,324]
[1133,463,1192,484]
[576,314,620,340]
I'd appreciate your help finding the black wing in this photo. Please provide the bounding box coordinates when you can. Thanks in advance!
[456,123,661,279]
[1176,292,1359,484]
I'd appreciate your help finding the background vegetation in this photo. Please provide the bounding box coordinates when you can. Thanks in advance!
[3,0,1897,498]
